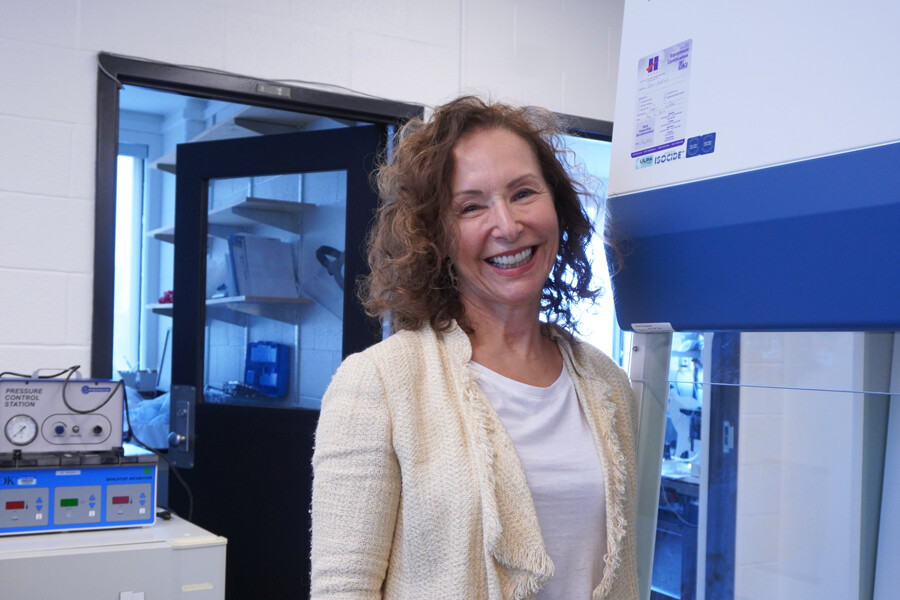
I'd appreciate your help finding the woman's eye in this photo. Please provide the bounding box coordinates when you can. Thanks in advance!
[514,189,535,200]
[460,203,480,214]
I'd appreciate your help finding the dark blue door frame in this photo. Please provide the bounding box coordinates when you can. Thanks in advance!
[705,332,740,598]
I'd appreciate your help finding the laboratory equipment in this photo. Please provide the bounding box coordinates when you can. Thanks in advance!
[1,366,158,536]
[0,447,157,536]
[1,368,124,453]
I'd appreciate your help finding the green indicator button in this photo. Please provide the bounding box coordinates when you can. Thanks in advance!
[60,498,79,507]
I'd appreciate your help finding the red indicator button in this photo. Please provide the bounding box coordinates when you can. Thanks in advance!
[5,501,26,510]
[112,496,131,505]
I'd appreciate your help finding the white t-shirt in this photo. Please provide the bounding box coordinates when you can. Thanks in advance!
[470,362,607,599]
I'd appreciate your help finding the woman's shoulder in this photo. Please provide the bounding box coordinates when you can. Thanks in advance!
[323,330,424,410]
[350,325,439,361]
[324,325,463,417]
[335,325,460,381]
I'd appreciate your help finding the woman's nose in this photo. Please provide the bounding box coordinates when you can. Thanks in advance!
[490,201,520,239]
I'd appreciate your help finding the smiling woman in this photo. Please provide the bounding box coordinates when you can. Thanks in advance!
[310,96,640,600]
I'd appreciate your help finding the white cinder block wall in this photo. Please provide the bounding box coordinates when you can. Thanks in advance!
[0,0,624,374]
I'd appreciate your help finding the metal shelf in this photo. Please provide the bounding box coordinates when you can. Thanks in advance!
[149,106,320,173]
[148,295,312,325]
[147,197,314,242]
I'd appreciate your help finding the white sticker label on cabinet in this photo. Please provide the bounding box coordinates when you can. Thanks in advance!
[632,322,676,333]
[632,39,693,159]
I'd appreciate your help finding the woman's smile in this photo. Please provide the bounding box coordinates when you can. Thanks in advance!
[486,246,536,269]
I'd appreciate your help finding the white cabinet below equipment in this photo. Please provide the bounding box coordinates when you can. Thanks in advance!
[0,513,226,599]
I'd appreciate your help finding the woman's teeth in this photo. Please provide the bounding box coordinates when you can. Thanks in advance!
[488,247,534,269]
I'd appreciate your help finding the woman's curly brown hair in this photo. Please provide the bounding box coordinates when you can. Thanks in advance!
[361,95,610,334]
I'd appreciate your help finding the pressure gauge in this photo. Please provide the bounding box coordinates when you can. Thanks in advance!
[5,414,39,446]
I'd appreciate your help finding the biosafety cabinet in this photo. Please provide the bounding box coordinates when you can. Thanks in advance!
[609,2,900,332]
[608,3,900,600]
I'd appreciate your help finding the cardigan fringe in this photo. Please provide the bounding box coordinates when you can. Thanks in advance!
[459,353,555,599]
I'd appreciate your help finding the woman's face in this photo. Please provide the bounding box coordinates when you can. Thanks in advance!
[448,127,559,317]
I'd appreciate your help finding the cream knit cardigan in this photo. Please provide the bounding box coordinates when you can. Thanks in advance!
[310,323,639,600]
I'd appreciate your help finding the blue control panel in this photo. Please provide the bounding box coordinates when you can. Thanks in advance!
[0,453,157,535]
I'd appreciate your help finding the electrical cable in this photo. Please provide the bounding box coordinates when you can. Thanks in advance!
[669,450,701,463]
[659,483,698,528]
[0,365,121,413]
[97,60,123,89]
[121,392,194,522]
[65,366,121,414]
[98,52,424,108]
[0,367,73,379]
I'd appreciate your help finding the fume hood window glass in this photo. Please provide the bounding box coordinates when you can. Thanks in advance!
[643,331,897,600]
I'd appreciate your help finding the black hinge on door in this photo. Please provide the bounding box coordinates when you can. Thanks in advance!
[166,384,196,468]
